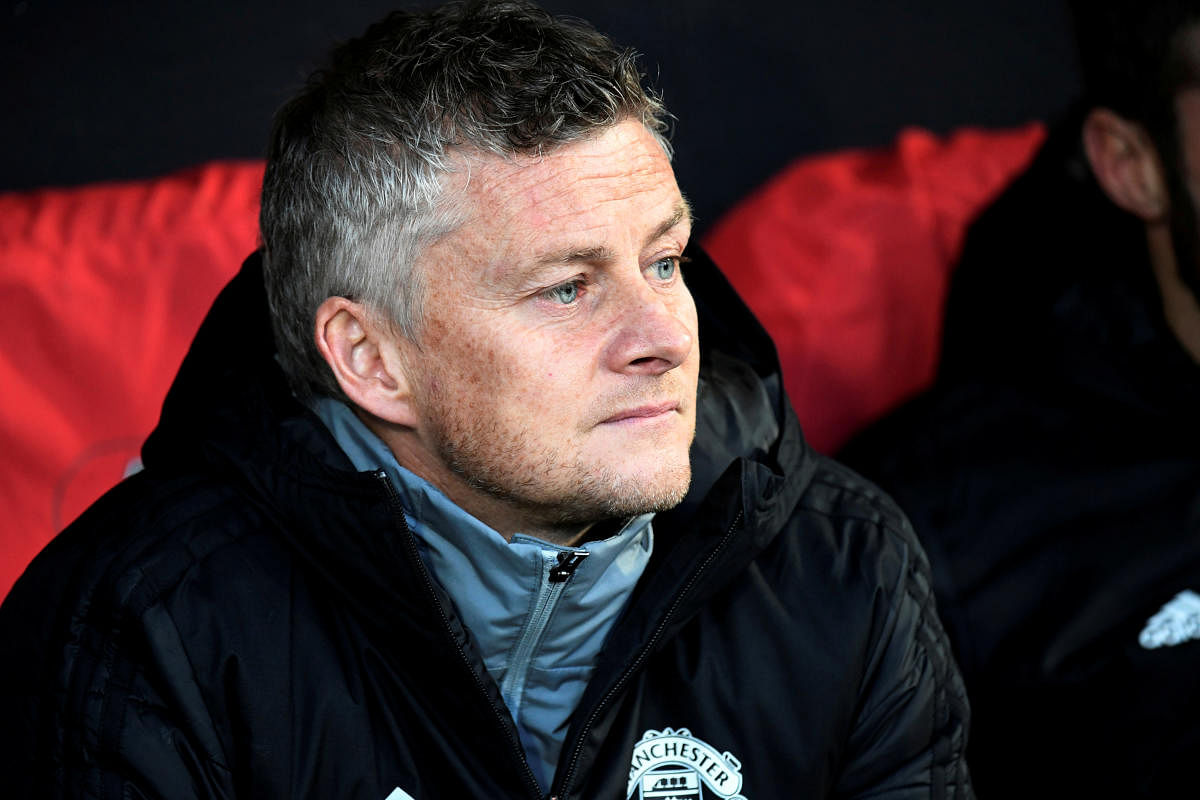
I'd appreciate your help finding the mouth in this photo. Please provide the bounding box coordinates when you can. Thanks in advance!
[601,401,680,425]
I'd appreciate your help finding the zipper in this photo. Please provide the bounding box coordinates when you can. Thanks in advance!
[373,471,545,800]
[550,509,745,800]
[499,549,587,717]
[549,551,589,582]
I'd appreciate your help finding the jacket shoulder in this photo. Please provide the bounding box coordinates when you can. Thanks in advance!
[0,468,286,795]
[763,452,974,798]
[786,452,930,588]
[803,453,915,531]
[11,468,276,610]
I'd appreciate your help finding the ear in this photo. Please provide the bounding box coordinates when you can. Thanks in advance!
[1082,108,1170,222]
[314,296,420,428]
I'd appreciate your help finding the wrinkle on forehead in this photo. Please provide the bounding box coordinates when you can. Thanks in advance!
[445,122,675,224]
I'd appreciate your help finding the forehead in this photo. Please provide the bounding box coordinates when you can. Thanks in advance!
[440,121,686,261]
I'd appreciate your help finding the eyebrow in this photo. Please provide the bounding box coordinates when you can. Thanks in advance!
[534,197,694,268]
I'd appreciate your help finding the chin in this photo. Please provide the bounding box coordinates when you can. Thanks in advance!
[569,455,693,520]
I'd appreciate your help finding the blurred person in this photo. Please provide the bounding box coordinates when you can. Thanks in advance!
[843,1,1200,796]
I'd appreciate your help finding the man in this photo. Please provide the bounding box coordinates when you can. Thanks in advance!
[842,1,1200,797]
[0,2,971,797]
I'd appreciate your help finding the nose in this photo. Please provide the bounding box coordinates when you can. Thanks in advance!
[604,277,696,376]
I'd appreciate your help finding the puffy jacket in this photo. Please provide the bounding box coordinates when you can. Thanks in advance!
[0,247,971,799]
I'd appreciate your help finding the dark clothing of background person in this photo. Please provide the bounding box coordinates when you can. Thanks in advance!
[0,248,973,799]
[842,115,1200,798]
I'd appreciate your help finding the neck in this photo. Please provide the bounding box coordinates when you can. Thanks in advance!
[357,408,595,546]
[1147,221,1200,363]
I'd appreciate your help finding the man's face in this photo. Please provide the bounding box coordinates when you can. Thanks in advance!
[393,120,700,540]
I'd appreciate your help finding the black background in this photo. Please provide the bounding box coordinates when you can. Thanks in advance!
[4,0,1080,232]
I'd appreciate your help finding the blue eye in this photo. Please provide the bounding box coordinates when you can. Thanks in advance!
[649,257,678,281]
[544,280,581,304]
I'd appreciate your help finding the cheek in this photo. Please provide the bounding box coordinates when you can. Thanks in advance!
[438,330,542,409]
[423,308,596,418]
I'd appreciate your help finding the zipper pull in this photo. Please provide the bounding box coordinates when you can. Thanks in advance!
[549,550,589,583]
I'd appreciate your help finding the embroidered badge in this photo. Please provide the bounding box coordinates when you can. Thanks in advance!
[627,728,747,799]
[1139,589,1200,649]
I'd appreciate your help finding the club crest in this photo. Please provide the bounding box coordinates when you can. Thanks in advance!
[627,728,747,799]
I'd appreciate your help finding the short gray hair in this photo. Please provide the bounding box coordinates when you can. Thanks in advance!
[259,0,673,402]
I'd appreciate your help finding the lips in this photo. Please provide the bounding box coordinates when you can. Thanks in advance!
[601,401,680,424]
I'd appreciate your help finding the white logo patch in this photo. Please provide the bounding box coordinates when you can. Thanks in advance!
[1139,589,1200,649]
[627,728,747,799]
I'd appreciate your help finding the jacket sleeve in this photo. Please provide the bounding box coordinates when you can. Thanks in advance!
[0,558,236,799]
[834,521,975,799]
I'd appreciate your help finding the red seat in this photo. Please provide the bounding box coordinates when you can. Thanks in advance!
[0,162,263,598]
[704,123,1044,454]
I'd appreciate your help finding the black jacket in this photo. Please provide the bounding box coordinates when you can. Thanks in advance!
[842,117,1200,798]
[1,248,971,799]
